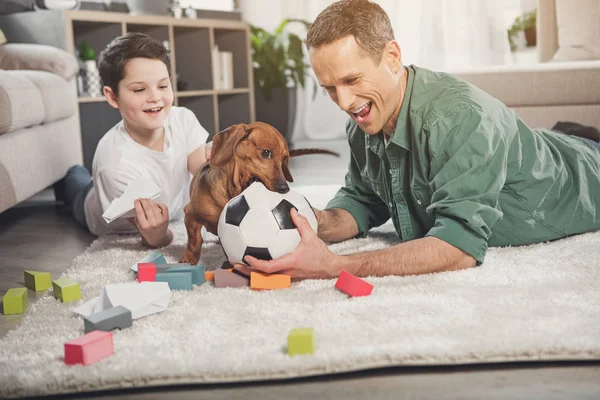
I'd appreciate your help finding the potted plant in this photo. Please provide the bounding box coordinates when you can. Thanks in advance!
[250,18,315,145]
[507,9,537,52]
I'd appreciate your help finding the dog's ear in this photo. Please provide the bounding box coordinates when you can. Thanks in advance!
[209,124,251,168]
[282,156,294,182]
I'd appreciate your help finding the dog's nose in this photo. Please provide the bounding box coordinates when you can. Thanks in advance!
[275,183,289,194]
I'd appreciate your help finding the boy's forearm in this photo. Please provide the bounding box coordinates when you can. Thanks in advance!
[316,208,359,242]
[142,228,173,248]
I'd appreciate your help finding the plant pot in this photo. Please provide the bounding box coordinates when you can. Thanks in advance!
[524,26,537,47]
[254,87,297,146]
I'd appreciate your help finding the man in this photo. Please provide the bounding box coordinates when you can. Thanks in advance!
[235,0,600,279]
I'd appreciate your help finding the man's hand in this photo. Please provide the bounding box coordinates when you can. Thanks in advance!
[234,208,341,279]
[133,198,173,248]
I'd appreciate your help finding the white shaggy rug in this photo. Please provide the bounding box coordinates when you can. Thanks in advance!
[1,184,600,398]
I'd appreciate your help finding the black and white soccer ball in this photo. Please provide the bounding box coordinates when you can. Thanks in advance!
[217,182,318,265]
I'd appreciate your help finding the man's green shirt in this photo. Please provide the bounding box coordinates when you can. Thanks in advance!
[326,65,600,263]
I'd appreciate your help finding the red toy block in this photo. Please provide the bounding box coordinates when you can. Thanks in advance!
[334,271,373,297]
[64,330,114,366]
[138,262,157,282]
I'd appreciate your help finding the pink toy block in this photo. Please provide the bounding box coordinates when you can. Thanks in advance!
[334,271,373,297]
[138,262,157,282]
[64,330,114,366]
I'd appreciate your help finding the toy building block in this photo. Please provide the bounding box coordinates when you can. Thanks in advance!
[159,263,205,286]
[250,272,291,291]
[138,262,177,282]
[2,288,28,315]
[64,330,114,366]
[288,328,315,356]
[84,306,133,333]
[334,271,373,297]
[213,268,249,288]
[155,272,193,290]
[133,250,166,271]
[52,278,82,303]
[205,270,215,281]
[24,270,52,292]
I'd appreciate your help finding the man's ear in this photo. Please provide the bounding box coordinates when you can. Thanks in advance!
[103,86,119,109]
[209,124,251,168]
[384,40,402,72]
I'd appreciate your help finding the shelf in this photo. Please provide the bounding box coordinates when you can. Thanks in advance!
[218,93,251,130]
[78,96,106,103]
[176,90,213,97]
[72,20,123,60]
[173,26,212,91]
[178,96,216,138]
[216,88,250,95]
[214,29,249,89]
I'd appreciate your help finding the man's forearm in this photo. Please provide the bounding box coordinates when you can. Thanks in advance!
[333,236,477,278]
[317,208,359,242]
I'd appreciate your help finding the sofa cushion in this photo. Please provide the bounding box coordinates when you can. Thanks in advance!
[15,70,77,124]
[451,60,600,107]
[0,70,44,135]
[0,43,79,80]
[553,0,600,61]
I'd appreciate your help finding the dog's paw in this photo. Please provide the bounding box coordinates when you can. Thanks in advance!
[180,253,199,265]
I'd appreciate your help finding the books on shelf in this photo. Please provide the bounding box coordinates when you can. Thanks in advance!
[212,45,234,90]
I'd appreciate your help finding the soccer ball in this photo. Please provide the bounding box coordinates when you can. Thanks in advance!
[217,182,318,265]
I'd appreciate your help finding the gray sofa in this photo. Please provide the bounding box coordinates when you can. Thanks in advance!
[0,43,83,214]
[452,0,600,131]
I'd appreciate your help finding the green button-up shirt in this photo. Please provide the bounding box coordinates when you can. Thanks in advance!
[326,65,600,263]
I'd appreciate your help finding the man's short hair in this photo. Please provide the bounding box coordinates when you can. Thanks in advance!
[306,0,395,64]
[98,32,170,96]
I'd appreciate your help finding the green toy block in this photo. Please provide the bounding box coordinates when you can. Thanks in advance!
[155,272,193,290]
[287,328,315,356]
[162,264,206,286]
[52,278,81,303]
[24,270,52,292]
[2,288,28,315]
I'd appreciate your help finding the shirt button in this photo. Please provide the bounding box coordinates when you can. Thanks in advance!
[388,169,392,174]
[417,199,422,205]
[388,202,392,207]
[376,190,380,195]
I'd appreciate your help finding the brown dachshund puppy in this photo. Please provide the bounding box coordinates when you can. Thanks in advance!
[180,121,339,265]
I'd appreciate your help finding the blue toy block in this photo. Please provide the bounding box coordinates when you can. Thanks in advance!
[161,264,206,286]
[155,272,193,290]
[84,306,132,333]
[133,250,166,271]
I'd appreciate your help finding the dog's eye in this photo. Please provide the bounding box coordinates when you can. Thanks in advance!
[261,149,273,159]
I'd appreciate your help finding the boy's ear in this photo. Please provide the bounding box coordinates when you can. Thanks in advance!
[103,86,119,109]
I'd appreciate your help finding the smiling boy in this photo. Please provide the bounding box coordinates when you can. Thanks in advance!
[62,33,211,247]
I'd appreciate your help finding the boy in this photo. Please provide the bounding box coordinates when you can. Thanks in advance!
[63,32,211,248]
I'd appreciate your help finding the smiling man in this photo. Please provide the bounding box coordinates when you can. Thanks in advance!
[238,0,600,279]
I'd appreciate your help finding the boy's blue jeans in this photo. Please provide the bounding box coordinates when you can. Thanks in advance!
[64,165,93,230]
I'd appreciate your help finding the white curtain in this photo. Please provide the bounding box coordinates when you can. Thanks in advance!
[240,0,513,142]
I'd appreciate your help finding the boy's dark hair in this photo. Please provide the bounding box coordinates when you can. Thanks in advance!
[306,0,394,64]
[98,32,170,95]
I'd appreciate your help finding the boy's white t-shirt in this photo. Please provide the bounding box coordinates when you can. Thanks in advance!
[84,106,209,236]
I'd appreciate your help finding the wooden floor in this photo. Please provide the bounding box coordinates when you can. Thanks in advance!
[1,184,599,399]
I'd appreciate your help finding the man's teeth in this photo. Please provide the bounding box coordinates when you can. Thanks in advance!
[351,102,370,114]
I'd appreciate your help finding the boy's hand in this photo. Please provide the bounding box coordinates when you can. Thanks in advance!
[133,198,173,248]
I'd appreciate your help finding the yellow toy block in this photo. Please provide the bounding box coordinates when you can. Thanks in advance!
[3,288,28,315]
[287,328,314,356]
[52,278,81,303]
[24,270,52,292]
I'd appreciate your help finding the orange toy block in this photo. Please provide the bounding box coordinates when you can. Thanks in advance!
[250,271,291,290]
[205,271,215,281]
